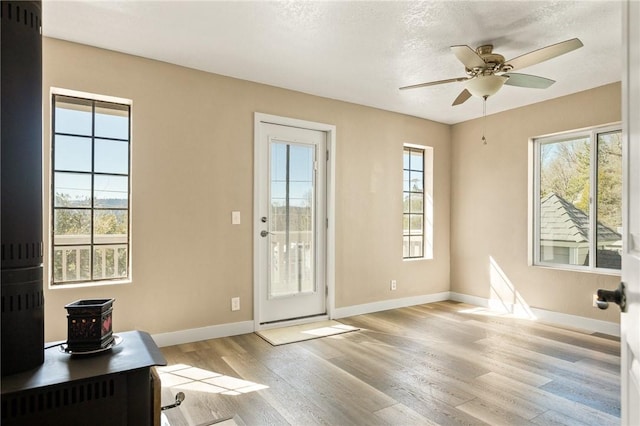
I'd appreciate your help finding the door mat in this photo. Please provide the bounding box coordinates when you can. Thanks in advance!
[255,320,359,346]
[161,413,246,426]
[204,414,246,426]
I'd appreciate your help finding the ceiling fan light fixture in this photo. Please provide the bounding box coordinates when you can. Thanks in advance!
[466,74,508,98]
[400,38,582,108]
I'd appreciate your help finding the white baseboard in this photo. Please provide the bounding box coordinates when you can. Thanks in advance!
[449,292,620,337]
[151,291,620,347]
[448,292,487,308]
[151,320,254,347]
[150,293,452,347]
[332,292,451,319]
[528,307,620,337]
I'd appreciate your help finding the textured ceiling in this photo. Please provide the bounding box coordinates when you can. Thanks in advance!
[42,1,622,124]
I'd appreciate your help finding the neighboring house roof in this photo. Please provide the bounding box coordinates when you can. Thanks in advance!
[586,249,622,269]
[540,193,621,243]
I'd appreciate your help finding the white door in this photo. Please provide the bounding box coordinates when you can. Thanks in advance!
[255,120,327,324]
[621,1,640,424]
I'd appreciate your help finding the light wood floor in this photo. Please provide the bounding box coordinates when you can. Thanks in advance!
[159,301,620,426]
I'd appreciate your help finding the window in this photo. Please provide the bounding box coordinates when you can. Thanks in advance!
[533,125,622,272]
[51,94,131,285]
[403,145,433,259]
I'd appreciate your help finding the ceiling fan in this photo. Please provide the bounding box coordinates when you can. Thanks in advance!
[400,38,584,106]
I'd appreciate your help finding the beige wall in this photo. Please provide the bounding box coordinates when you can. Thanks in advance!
[42,38,451,341]
[42,37,621,342]
[450,82,621,323]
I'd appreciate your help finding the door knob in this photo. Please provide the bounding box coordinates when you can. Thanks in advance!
[161,392,185,411]
[260,230,270,237]
[596,282,627,312]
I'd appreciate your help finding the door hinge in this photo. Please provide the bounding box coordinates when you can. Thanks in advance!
[326,149,329,161]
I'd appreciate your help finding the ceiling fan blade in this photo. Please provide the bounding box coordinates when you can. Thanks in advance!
[503,73,555,89]
[451,45,486,69]
[399,77,469,90]
[452,89,472,106]
[505,38,583,71]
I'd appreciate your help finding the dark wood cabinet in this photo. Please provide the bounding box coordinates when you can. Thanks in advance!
[1,330,166,425]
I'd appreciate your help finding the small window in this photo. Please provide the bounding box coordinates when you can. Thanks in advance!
[403,145,433,259]
[51,94,131,285]
[533,125,622,272]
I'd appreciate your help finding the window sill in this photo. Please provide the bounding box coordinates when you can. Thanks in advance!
[49,279,132,290]
[403,257,433,262]
[532,263,621,277]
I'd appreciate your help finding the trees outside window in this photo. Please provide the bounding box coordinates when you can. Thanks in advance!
[534,126,622,271]
[403,145,433,260]
[51,94,131,285]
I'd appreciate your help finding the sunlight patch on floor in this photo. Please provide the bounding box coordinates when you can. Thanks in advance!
[457,306,537,320]
[157,364,269,396]
[456,256,538,320]
[256,320,359,345]
[303,323,358,337]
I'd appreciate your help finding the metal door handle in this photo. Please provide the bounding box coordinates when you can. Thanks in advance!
[596,282,627,312]
[260,230,270,237]
[161,392,185,411]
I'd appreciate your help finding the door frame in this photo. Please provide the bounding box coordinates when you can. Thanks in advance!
[253,113,336,331]
[621,0,640,423]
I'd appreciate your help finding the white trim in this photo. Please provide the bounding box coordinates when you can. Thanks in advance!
[48,91,133,288]
[528,137,535,267]
[253,113,337,329]
[402,144,434,260]
[403,142,429,150]
[449,292,488,308]
[50,87,132,105]
[333,292,450,319]
[449,292,620,337]
[151,293,619,347]
[531,122,622,142]
[531,123,623,272]
[531,307,620,337]
[151,321,254,348]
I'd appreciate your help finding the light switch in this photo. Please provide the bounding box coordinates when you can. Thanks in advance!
[231,211,241,225]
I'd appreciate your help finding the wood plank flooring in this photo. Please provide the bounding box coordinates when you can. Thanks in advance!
[159,301,620,426]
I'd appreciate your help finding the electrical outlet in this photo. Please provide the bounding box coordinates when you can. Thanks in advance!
[231,297,240,311]
[390,280,397,291]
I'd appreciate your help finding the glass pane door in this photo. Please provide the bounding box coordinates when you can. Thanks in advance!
[269,141,315,298]
[256,120,326,324]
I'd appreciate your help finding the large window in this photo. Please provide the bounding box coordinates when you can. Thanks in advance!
[51,94,131,285]
[533,125,622,272]
[403,145,433,259]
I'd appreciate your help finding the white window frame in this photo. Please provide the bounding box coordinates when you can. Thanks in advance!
[403,144,434,260]
[50,88,133,287]
[531,123,622,274]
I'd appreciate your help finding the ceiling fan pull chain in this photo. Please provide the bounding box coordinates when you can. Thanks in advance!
[482,96,488,145]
